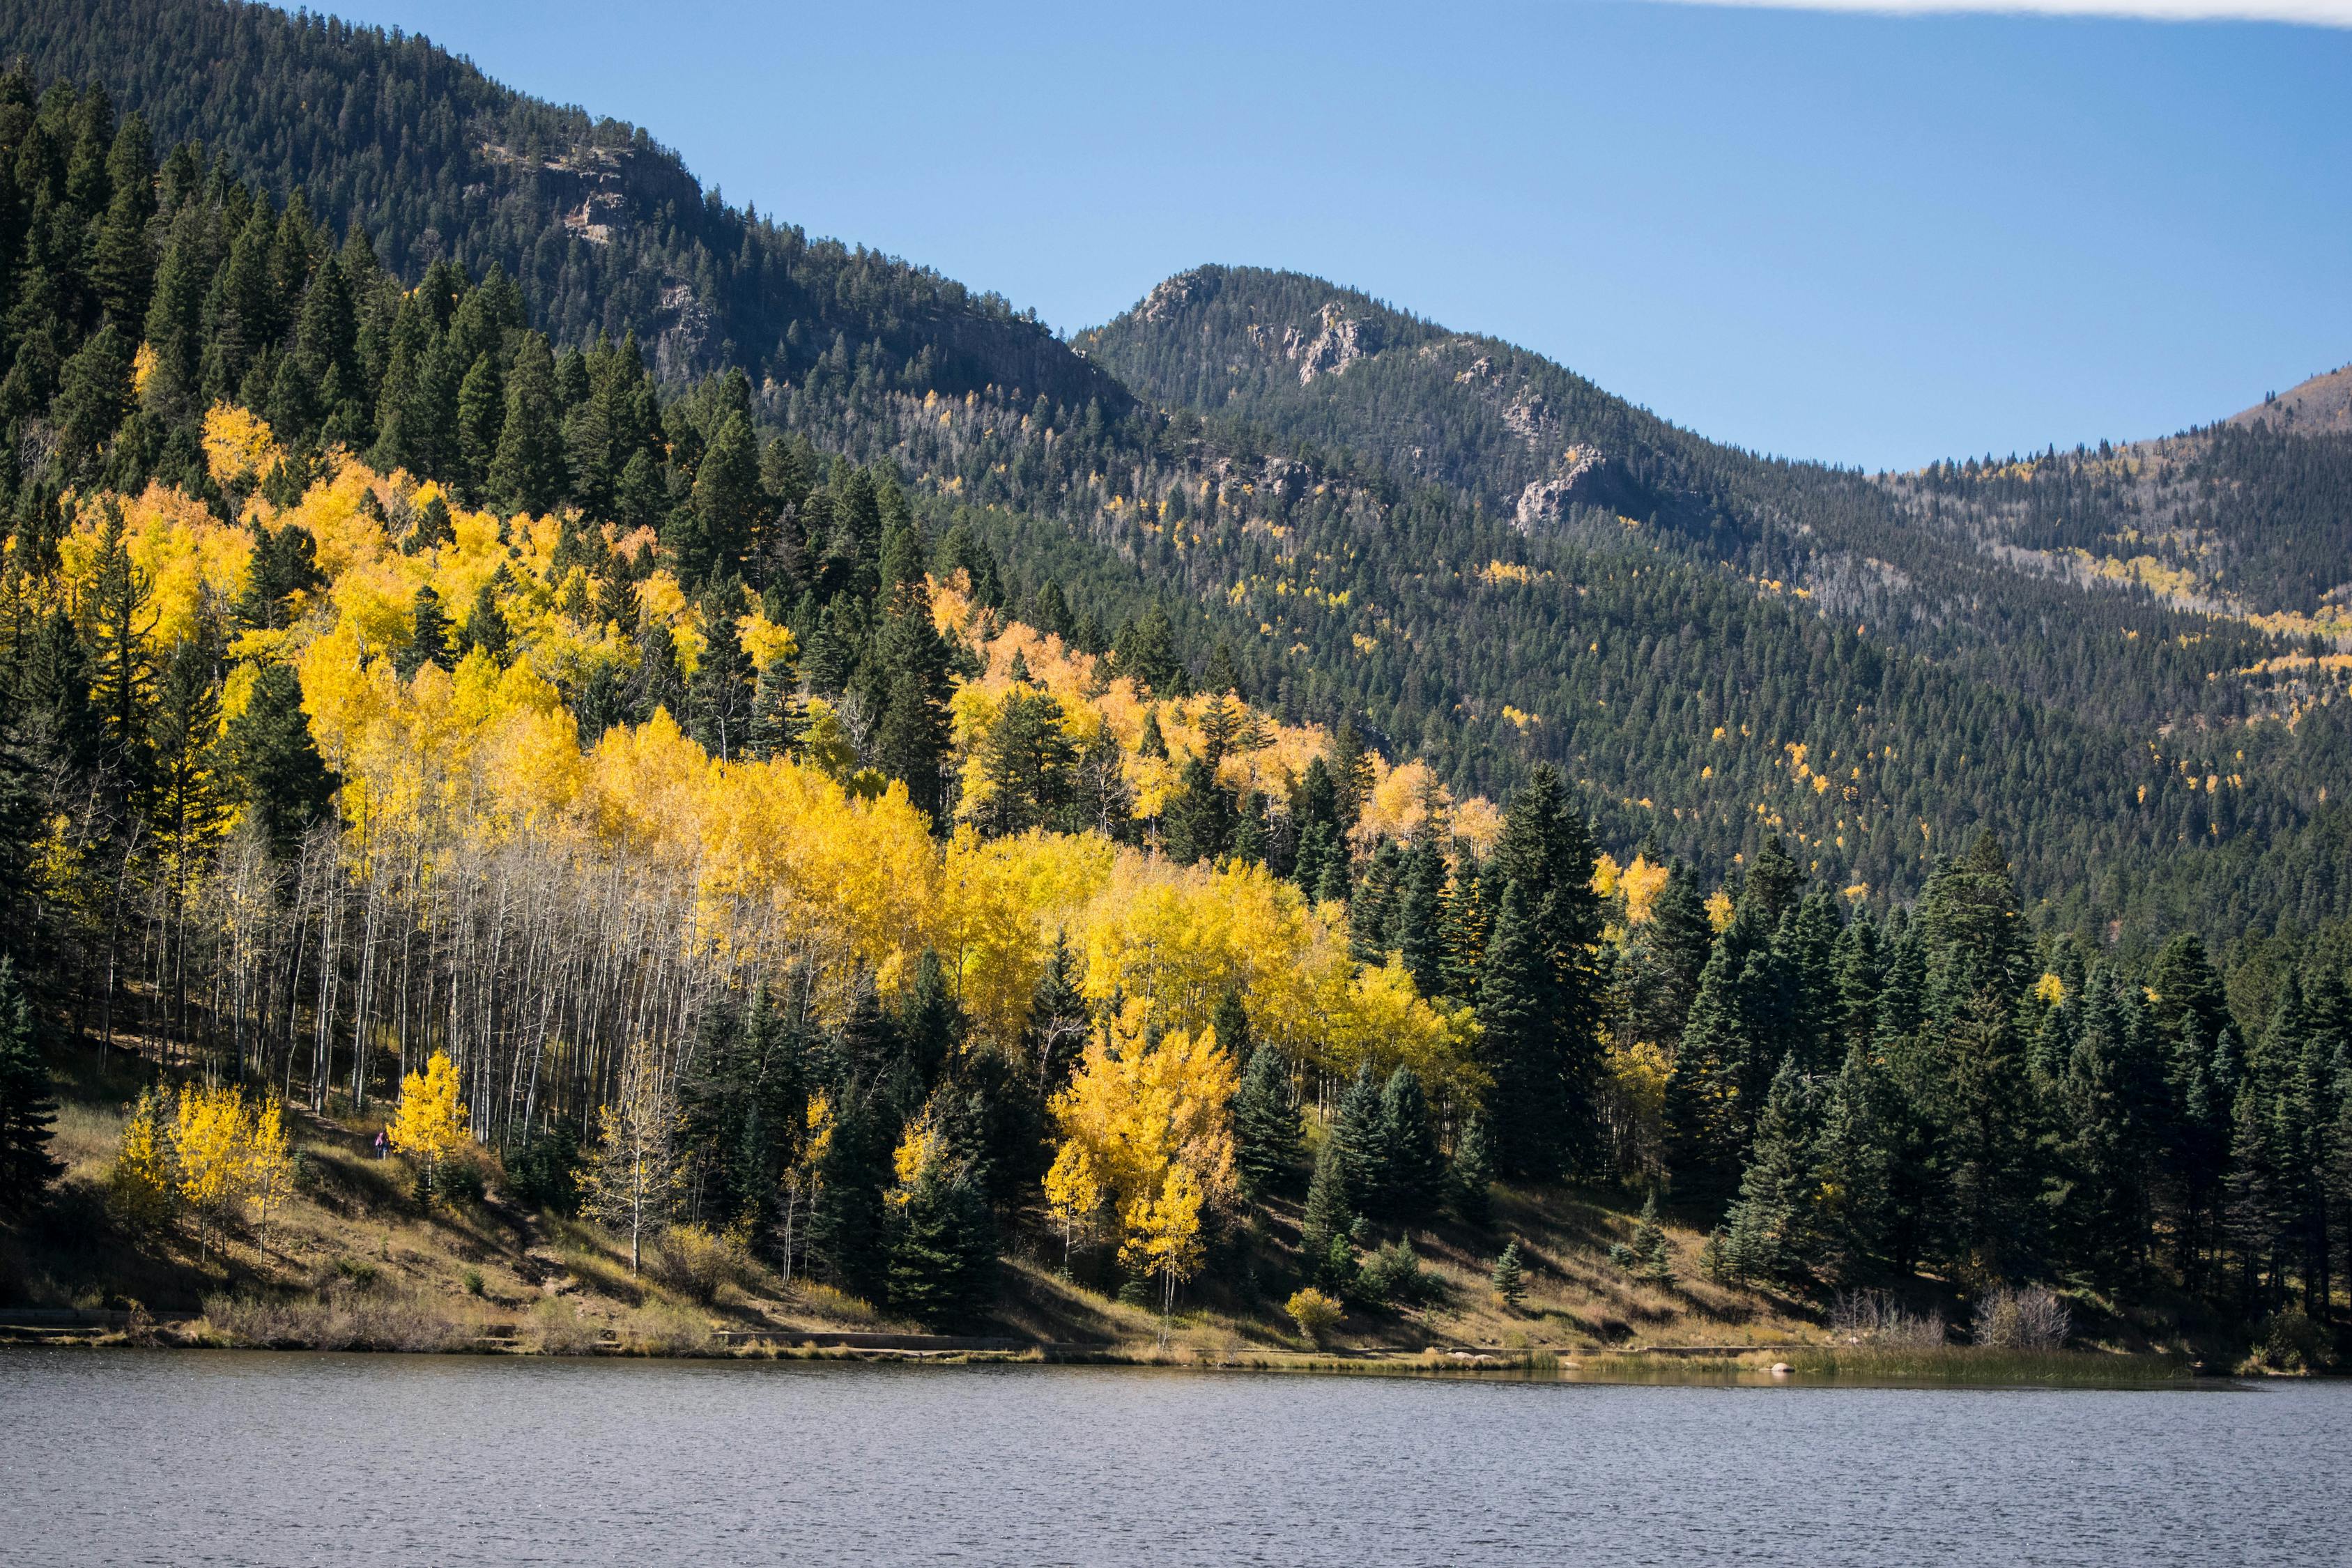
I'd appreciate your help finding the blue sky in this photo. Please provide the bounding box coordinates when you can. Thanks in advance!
[314,1,2350,470]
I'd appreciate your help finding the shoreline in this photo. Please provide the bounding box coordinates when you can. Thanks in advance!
[0,1321,2222,1387]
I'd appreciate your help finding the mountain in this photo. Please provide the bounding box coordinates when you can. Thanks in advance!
[1085,266,2351,936]
[2234,364,2352,438]
[3,1,2344,944]
[0,0,1128,412]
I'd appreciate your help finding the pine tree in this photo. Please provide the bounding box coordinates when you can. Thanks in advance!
[1301,1132,1352,1268]
[1450,1112,1496,1222]
[1477,877,1561,1179]
[1025,932,1091,1100]
[1160,753,1235,865]
[1374,1066,1444,1222]
[1332,1063,1386,1213]
[691,410,765,575]
[1811,1040,1895,1282]
[686,583,754,760]
[1630,1190,1674,1285]
[221,662,337,858]
[394,584,452,679]
[1232,1045,1302,1203]
[454,351,503,498]
[809,1087,893,1304]
[1390,837,1446,997]
[489,332,565,516]
[1716,1055,1816,1286]
[1491,1240,1525,1308]
[888,1166,997,1329]
[0,958,61,1214]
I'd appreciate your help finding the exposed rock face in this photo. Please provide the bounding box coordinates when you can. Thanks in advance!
[1513,445,1617,532]
[1247,302,1381,384]
[1138,269,1210,323]
[652,282,717,383]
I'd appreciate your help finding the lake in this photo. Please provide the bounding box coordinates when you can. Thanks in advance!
[2,1349,2344,1565]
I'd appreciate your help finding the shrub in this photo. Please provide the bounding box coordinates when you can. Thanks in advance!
[461,1267,486,1297]
[655,1222,743,1304]
[1975,1286,2070,1351]
[2252,1309,2329,1374]
[1830,1289,1946,1347]
[1358,1238,1436,1308]
[1286,1286,1344,1346]
[529,1296,600,1355]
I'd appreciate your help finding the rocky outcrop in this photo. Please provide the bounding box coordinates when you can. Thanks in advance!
[1513,445,1619,532]
[1247,302,1381,384]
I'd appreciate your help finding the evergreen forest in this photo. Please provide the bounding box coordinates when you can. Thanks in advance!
[0,5,2345,1365]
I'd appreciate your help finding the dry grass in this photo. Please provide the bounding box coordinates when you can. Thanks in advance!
[200,1286,490,1353]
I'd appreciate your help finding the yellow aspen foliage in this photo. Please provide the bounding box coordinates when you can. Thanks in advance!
[174,1083,252,1261]
[1047,1020,1238,1270]
[201,402,280,486]
[108,1087,178,1232]
[1615,855,1670,927]
[1043,1138,1106,1256]
[1705,889,1736,932]
[245,1098,297,1259]
[388,1050,471,1180]
[1130,1162,1206,1314]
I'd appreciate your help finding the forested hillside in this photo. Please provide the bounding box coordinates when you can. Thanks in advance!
[0,14,2344,1362]
[0,0,1125,408]
[7,1,2343,942]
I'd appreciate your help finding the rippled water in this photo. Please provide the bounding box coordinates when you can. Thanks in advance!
[3,1349,2344,1565]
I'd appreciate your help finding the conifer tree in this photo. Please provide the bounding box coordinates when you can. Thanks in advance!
[1373,1066,1444,1222]
[1630,1190,1674,1285]
[221,662,336,858]
[395,584,452,679]
[686,583,754,760]
[1491,1240,1525,1309]
[489,332,565,517]
[1332,1064,1386,1213]
[0,958,60,1214]
[1160,753,1235,865]
[1716,1055,1816,1286]
[1232,1044,1303,1202]
[889,1165,997,1329]
[1450,1112,1496,1222]
[1811,1040,1895,1282]
[1477,876,1560,1178]
[1301,1133,1351,1268]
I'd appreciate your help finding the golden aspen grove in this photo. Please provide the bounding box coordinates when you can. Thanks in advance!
[0,30,2342,1369]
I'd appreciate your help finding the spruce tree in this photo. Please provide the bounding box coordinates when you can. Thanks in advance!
[394,584,452,678]
[0,958,61,1214]
[1450,1112,1496,1222]
[1630,1190,1674,1285]
[1232,1043,1303,1203]
[1301,1133,1352,1268]
[888,1166,997,1329]
[1476,876,1561,1179]
[1160,753,1235,865]
[1716,1055,1815,1286]
[1491,1240,1525,1309]
[1332,1063,1386,1213]
[222,662,337,858]
[489,332,565,517]
[686,583,754,760]
[1374,1066,1444,1222]
[1811,1040,1895,1282]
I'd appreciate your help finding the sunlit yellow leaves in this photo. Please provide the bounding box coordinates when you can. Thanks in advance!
[389,1050,472,1165]
[1048,1021,1238,1267]
[201,402,279,486]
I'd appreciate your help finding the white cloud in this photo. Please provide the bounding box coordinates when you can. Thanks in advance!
[1648,0,2352,24]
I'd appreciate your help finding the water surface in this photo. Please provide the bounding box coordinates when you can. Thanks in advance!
[3,1349,2343,1565]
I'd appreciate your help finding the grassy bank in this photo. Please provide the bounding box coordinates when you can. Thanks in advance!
[0,1039,2262,1376]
